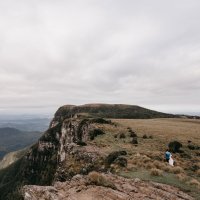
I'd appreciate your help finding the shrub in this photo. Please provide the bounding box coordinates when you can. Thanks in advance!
[113,157,127,167]
[150,168,163,176]
[77,141,87,146]
[188,144,195,150]
[129,132,137,138]
[188,144,200,150]
[119,133,126,139]
[105,151,127,166]
[90,118,112,124]
[131,138,138,144]
[168,141,182,153]
[89,129,105,140]
[88,171,116,189]
[142,134,148,139]
[149,135,153,139]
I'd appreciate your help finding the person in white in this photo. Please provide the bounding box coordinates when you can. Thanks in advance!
[169,154,174,166]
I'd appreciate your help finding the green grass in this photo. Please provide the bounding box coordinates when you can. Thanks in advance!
[119,169,200,200]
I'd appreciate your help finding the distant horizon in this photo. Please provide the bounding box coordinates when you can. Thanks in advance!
[0,103,199,118]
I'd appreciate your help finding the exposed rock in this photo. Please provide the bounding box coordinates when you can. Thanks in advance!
[23,173,194,200]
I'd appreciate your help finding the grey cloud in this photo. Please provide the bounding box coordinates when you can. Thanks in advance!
[0,0,200,115]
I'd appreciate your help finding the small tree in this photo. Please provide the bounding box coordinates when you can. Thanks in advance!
[168,141,182,153]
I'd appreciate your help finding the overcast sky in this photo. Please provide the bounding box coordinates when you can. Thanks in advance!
[0,0,200,116]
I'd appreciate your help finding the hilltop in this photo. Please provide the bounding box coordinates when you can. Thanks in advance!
[54,103,176,120]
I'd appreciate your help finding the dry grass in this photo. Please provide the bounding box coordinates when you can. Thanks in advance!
[88,171,116,189]
[144,162,154,169]
[176,173,188,181]
[171,166,184,174]
[153,160,166,170]
[150,168,163,176]
[114,118,200,145]
[196,169,200,176]
[188,179,200,188]
[90,118,200,198]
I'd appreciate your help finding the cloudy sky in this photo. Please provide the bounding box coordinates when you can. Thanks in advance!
[0,0,200,116]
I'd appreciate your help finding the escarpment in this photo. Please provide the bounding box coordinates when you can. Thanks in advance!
[0,104,196,200]
[24,117,109,184]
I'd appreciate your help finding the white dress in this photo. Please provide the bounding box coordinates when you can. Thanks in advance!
[169,155,174,166]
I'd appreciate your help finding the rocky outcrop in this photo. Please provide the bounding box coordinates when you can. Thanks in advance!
[23,173,194,200]
[22,117,107,185]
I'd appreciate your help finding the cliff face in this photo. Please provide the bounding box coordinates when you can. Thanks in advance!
[23,117,105,185]
[0,115,108,199]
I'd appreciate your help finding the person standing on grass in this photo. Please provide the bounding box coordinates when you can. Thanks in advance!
[165,149,171,162]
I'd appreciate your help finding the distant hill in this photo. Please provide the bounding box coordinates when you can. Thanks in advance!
[0,117,51,132]
[0,127,42,159]
[54,104,177,120]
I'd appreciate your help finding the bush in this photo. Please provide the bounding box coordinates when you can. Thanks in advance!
[105,151,127,166]
[119,133,126,139]
[142,134,148,139]
[149,135,153,139]
[188,144,200,150]
[168,141,182,153]
[113,157,127,167]
[90,118,112,124]
[77,141,87,146]
[188,144,195,150]
[89,129,105,140]
[129,132,137,138]
[150,168,163,176]
[131,138,138,144]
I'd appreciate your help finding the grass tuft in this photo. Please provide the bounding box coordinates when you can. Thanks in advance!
[150,168,163,176]
[88,171,116,189]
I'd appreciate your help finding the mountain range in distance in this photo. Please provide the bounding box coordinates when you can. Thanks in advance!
[0,127,42,160]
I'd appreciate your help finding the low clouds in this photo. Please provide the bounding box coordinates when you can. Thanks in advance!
[0,0,200,115]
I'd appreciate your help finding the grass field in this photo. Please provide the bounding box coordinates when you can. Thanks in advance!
[90,118,200,199]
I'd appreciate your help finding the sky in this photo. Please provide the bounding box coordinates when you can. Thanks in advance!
[0,0,200,116]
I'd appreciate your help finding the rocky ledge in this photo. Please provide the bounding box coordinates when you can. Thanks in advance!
[23,172,193,200]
